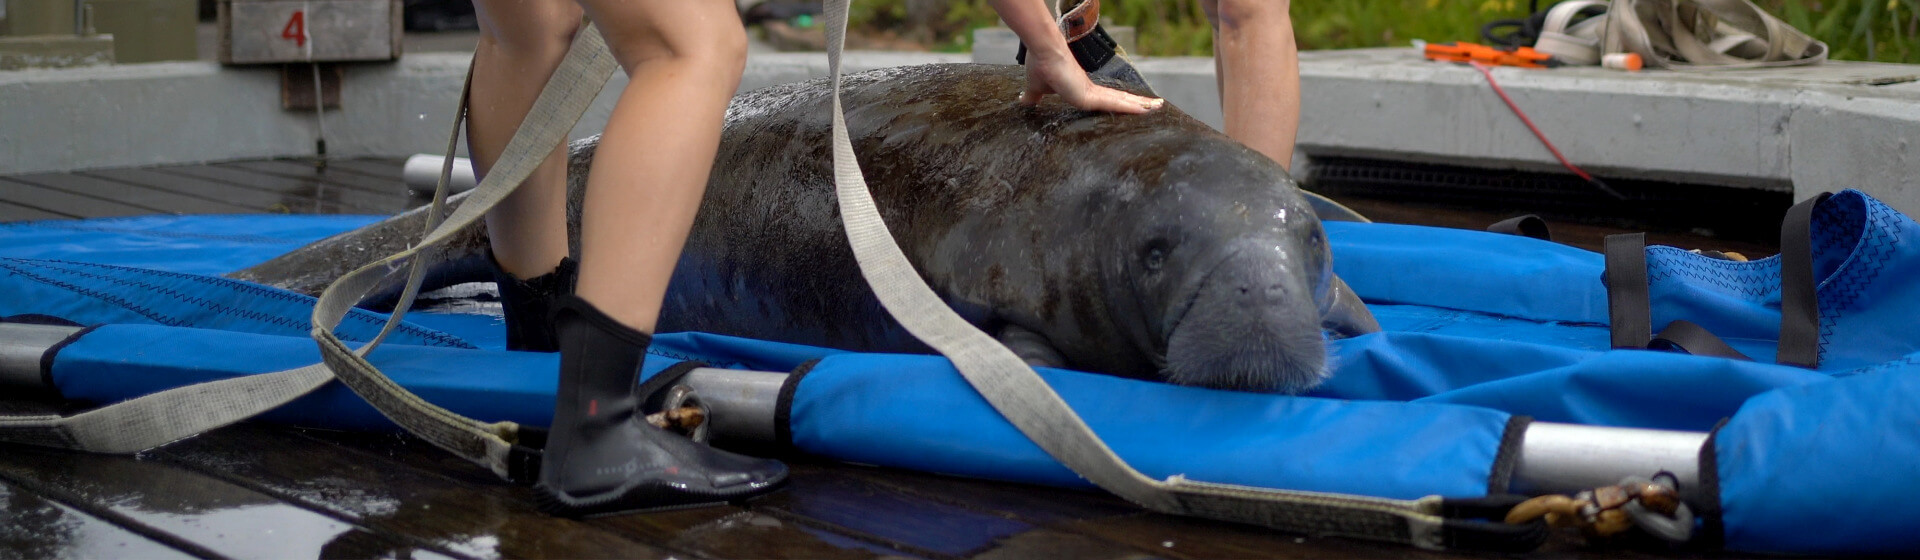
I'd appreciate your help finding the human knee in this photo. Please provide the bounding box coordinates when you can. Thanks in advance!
[607,24,748,82]
[1208,0,1289,30]
[475,0,581,55]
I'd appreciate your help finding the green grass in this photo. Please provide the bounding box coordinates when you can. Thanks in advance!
[850,0,1919,63]
[1765,0,1920,62]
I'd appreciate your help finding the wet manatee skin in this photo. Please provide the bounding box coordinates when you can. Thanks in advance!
[233,63,1333,392]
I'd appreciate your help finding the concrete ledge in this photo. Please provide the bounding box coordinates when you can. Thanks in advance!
[0,34,115,70]
[1285,48,1919,208]
[1121,49,1917,214]
[4,48,1917,214]
[0,52,969,179]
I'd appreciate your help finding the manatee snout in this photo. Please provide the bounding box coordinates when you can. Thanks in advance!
[1162,244,1328,393]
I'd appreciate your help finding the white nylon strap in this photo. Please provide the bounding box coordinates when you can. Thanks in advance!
[0,25,617,481]
[1603,0,1827,70]
[305,23,617,478]
[819,0,1447,547]
[1533,0,1608,65]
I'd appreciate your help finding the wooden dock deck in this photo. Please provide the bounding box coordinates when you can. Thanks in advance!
[1,158,1763,559]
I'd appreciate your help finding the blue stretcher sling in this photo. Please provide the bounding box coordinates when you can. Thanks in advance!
[2,190,1916,555]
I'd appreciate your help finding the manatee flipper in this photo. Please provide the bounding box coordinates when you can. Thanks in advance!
[1322,275,1381,339]
[997,324,1070,369]
[1304,191,1371,223]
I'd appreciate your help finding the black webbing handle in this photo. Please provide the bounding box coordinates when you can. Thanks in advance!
[1439,495,1551,553]
[1605,233,1652,349]
[1649,320,1754,361]
[1488,214,1552,241]
[1776,193,1829,368]
[1604,194,1830,368]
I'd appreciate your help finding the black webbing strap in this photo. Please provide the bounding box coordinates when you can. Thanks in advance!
[1016,24,1121,72]
[1605,233,1652,349]
[1776,193,1828,368]
[1605,236,1754,361]
[1604,193,1830,367]
[1437,495,1551,553]
[1648,320,1753,361]
[505,426,547,484]
[1487,214,1552,241]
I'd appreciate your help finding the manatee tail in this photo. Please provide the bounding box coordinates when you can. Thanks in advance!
[226,191,493,305]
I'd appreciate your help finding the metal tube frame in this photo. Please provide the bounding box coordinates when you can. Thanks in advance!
[0,323,1710,503]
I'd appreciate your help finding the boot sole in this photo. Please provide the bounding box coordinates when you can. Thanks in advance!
[534,474,790,518]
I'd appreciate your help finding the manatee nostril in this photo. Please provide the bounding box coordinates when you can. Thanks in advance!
[1234,283,1286,298]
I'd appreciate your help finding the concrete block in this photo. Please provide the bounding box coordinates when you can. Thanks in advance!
[219,0,402,64]
[1290,48,1806,189]
[1132,57,1223,130]
[90,0,198,63]
[1788,92,1920,216]
[0,51,969,176]
[3,45,1916,214]
[971,27,1019,66]
[0,34,113,70]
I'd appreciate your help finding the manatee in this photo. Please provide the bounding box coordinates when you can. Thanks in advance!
[231,62,1379,393]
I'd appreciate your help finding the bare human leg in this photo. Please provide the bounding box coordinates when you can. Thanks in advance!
[472,0,577,281]
[570,0,747,334]
[524,0,787,516]
[1203,0,1302,171]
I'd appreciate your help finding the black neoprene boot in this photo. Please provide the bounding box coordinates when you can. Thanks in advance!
[489,250,577,352]
[535,295,788,516]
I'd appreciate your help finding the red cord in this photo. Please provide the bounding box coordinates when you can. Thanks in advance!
[1468,61,1624,199]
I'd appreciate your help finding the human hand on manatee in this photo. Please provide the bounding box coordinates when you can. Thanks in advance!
[990,0,1163,114]
[1018,47,1165,113]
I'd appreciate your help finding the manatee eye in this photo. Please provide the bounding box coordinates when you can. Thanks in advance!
[1141,239,1170,272]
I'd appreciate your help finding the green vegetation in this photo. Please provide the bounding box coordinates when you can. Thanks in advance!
[1765,0,1919,62]
[848,0,1919,63]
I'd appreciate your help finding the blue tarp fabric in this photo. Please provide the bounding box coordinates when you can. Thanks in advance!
[0,214,382,276]
[54,323,558,432]
[3,190,1916,555]
[788,352,1509,500]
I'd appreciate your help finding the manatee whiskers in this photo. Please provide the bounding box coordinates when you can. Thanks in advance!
[1163,324,1328,393]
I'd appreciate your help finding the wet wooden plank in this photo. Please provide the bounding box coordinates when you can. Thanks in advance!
[0,177,158,218]
[325,157,409,180]
[751,464,1160,559]
[821,467,1371,560]
[7,173,256,216]
[834,466,1135,526]
[834,462,1725,559]
[154,424,675,560]
[0,480,199,560]
[220,159,414,198]
[0,199,71,222]
[0,445,451,560]
[80,168,345,215]
[155,165,409,215]
[290,428,918,559]
[593,505,921,559]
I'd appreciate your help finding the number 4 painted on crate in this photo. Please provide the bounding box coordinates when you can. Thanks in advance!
[282,10,307,48]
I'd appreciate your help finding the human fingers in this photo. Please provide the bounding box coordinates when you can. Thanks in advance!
[1027,57,1163,113]
[1083,83,1164,114]
[1019,86,1047,106]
